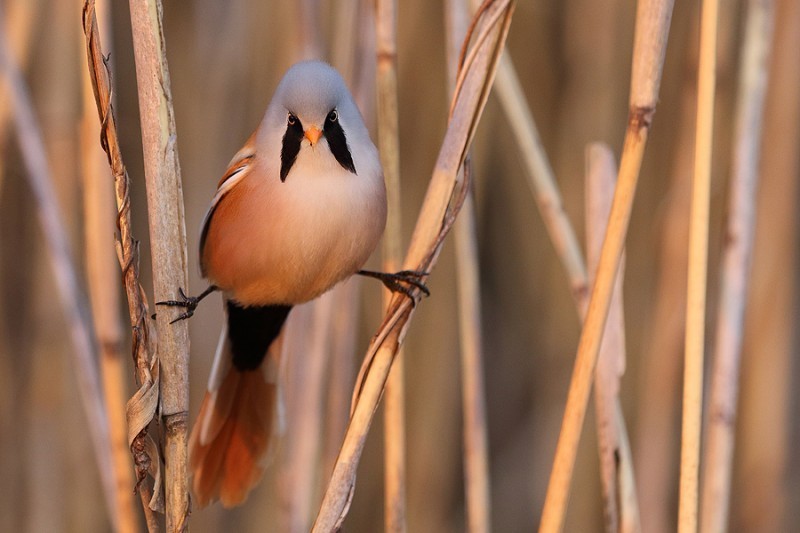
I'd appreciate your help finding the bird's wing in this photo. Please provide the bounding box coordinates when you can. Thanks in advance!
[199,131,257,275]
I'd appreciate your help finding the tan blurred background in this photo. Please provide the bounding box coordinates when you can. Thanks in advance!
[1,0,799,531]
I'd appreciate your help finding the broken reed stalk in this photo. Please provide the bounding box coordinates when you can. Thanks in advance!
[311,2,515,530]
[82,2,161,529]
[0,5,119,526]
[585,144,640,533]
[126,0,191,529]
[79,1,138,532]
[679,0,719,529]
[375,0,407,531]
[446,1,492,531]
[699,0,774,531]
[537,1,674,531]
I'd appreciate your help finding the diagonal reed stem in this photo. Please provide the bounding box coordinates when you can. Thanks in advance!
[538,1,674,531]
[312,3,515,530]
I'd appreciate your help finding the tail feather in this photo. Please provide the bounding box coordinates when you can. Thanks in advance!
[190,369,276,508]
[190,301,289,508]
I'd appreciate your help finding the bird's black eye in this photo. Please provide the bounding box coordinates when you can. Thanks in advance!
[287,113,297,125]
[327,110,338,123]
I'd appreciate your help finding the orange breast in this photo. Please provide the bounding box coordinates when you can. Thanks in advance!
[202,167,386,306]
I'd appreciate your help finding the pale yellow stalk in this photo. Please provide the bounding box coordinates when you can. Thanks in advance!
[679,0,719,529]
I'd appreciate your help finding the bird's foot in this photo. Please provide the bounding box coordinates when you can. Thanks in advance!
[358,269,430,304]
[156,285,218,324]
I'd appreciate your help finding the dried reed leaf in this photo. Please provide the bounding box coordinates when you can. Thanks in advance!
[82,1,161,528]
[80,3,141,530]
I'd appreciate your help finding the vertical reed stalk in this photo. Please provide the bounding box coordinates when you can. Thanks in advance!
[538,1,674,531]
[446,1,492,531]
[324,2,373,479]
[0,5,117,525]
[127,0,190,529]
[322,281,361,478]
[734,0,800,528]
[634,80,693,531]
[282,296,335,532]
[679,0,719,530]
[375,1,407,531]
[297,0,323,60]
[453,191,493,533]
[585,144,640,533]
[699,1,774,531]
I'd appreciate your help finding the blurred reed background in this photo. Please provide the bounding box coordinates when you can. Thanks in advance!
[1,0,798,531]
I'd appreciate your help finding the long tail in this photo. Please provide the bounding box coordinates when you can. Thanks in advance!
[189,302,291,508]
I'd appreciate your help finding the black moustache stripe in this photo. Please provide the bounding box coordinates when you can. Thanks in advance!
[280,116,304,182]
[325,114,357,175]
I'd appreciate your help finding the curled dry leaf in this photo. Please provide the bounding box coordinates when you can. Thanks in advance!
[82,0,162,522]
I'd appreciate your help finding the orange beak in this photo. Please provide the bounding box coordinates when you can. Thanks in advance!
[304,126,323,145]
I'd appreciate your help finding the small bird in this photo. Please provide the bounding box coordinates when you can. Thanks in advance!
[160,61,425,508]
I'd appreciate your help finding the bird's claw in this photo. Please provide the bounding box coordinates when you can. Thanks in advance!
[358,269,431,306]
[156,287,201,324]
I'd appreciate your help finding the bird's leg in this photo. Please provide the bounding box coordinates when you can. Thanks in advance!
[357,270,430,303]
[156,285,219,324]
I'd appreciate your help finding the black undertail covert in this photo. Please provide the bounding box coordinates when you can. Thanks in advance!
[226,300,292,371]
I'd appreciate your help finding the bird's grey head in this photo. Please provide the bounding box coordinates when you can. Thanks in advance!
[265,61,368,182]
